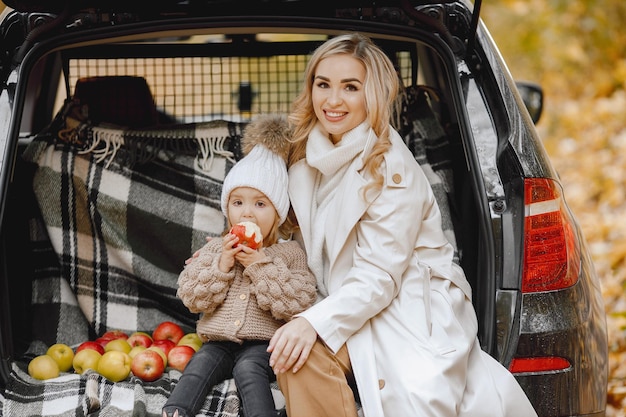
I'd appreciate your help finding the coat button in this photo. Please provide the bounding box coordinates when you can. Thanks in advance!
[239,294,247,300]
[234,320,241,326]
[378,379,385,389]
[392,174,402,184]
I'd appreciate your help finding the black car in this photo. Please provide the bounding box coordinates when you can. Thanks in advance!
[0,0,608,416]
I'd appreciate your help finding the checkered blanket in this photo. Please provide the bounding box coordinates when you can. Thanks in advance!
[1,85,456,416]
[2,343,240,417]
[3,119,250,417]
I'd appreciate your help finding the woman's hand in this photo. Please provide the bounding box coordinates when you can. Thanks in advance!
[185,236,213,264]
[268,317,317,374]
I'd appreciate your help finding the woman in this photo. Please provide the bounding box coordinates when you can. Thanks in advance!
[267,33,537,417]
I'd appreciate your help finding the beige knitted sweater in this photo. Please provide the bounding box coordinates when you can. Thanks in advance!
[177,239,317,343]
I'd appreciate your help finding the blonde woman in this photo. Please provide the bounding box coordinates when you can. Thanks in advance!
[267,33,537,417]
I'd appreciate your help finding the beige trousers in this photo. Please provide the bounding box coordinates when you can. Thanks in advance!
[276,340,358,417]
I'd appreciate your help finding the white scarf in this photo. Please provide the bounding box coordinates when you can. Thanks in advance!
[305,122,371,296]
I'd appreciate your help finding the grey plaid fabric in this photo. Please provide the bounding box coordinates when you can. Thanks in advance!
[4,121,248,417]
[2,86,457,416]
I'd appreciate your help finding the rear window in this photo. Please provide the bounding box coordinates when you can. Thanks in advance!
[55,33,420,123]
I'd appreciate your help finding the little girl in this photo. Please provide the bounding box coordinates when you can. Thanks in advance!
[162,114,316,417]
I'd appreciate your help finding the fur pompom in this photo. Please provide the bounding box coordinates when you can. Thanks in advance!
[241,113,291,162]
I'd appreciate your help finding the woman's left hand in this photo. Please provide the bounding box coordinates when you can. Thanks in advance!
[267,317,317,374]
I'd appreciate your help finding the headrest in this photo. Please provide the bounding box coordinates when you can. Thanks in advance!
[72,76,159,128]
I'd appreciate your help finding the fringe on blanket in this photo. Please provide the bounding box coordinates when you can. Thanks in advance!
[58,116,244,171]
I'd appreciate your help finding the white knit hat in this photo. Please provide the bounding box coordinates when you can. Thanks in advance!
[221,144,289,224]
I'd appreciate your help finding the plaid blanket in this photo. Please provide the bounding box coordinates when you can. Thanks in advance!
[1,85,457,416]
[4,120,251,417]
[2,343,240,417]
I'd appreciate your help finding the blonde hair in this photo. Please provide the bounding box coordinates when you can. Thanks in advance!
[288,33,401,191]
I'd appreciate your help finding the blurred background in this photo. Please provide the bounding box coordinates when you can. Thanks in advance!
[1,0,625,414]
[481,1,626,414]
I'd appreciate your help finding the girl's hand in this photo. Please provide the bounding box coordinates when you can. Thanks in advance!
[234,245,265,268]
[267,317,317,374]
[218,233,241,272]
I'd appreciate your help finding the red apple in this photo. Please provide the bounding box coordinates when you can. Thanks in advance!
[101,330,129,341]
[167,345,196,372]
[76,340,106,355]
[229,221,262,249]
[148,346,168,367]
[151,339,176,357]
[127,331,153,348]
[152,321,185,344]
[95,337,111,349]
[131,349,165,382]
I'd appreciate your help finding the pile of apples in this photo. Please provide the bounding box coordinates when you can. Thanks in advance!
[28,321,202,382]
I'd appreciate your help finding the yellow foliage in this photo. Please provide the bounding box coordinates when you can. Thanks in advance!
[484,1,626,412]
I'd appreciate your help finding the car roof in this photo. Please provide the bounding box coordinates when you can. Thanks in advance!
[4,0,466,14]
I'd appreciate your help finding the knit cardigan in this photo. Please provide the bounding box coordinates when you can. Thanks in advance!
[177,239,317,343]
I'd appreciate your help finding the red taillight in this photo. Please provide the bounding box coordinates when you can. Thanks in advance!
[523,178,580,292]
[509,356,571,373]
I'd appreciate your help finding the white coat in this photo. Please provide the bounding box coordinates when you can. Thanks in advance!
[288,126,538,417]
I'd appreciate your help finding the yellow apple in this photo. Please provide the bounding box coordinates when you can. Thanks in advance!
[177,332,202,352]
[28,354,60,380]
[46,343,74,372]
[128,345,147,359]
[97,351,131,382]
[104,338,132,354]
[73,349,102,374]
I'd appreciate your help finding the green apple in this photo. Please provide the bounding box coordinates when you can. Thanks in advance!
[28,354,60,380]
[97,351,131,382]
[177,332,203,352]
[46,343,75,372]
[73,349,102,374]
[128,345,147,359]
[104,338,132,354]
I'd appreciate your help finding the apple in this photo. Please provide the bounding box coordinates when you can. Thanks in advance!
[97,351,131,382]
[100,330,129,341]
[95,337,111,348]
[128,345,147,359]
[28,354,60,380]
[148,346,168,367]
[76,340,105,355]
[167,345,196,372]
[73,349,102,374]
[151,339,176,357]
[229,221,262,249]
[131,349,165,382]
[152,321,185,344]
[104,338,132,354]
[127,331,153,348]
[177,332,203,352]
[46,343,75,372]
